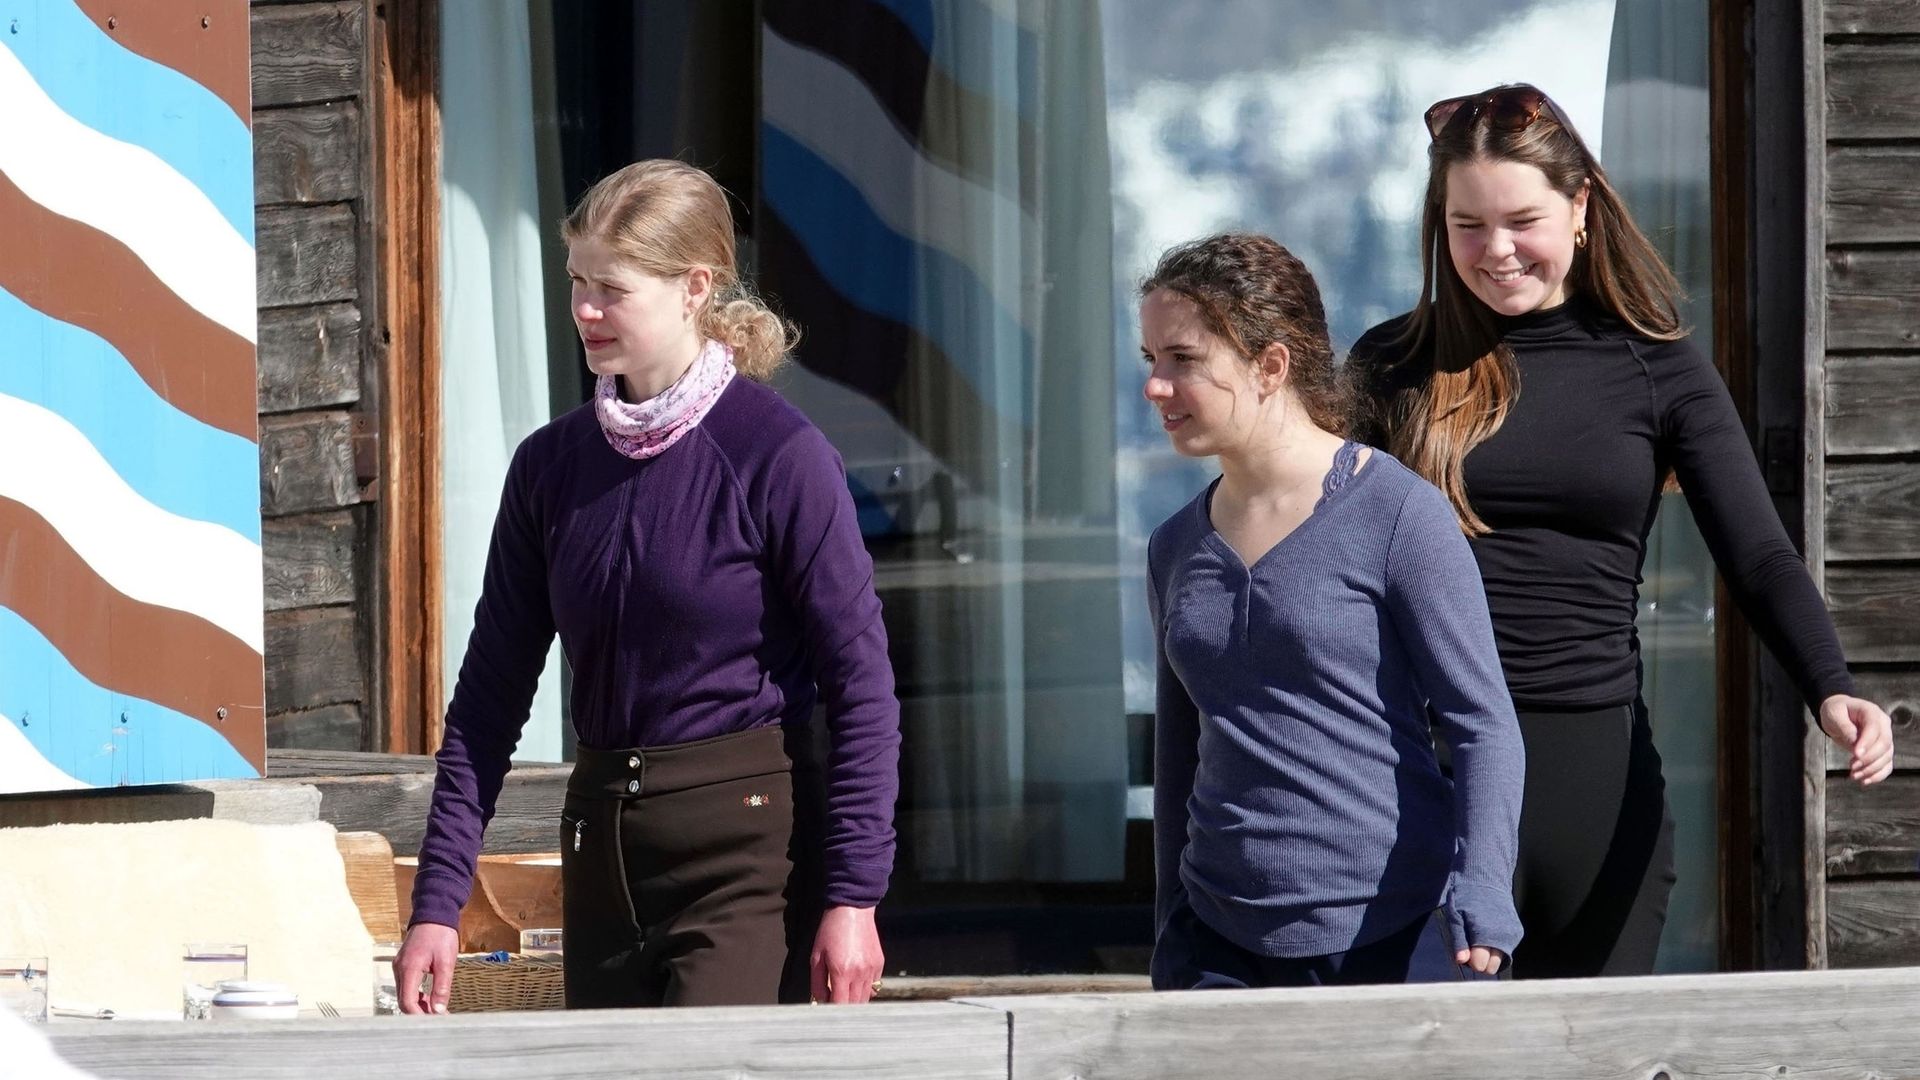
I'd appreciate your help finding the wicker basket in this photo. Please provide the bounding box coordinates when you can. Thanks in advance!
[448,954,566,1013]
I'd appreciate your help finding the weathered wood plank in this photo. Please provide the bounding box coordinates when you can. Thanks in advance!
[259,304,362,414]
[1827,42,1920,140]
[255,103,363,205]
[303,765,573,855]
[0,782,319,830]
[1828,145,1920,244]
[258,204,359,309]
[1825,247,1920,350]
[1826,461,1920,561]
[268,748,439,776]
[1828,879,1920,967]
[251,1,365,110]
[266,704,367,752]
[261,411,361,515]
[1825,355,1920,454]
[1827,1,1920,35]
[1826,669,1920,771]
[1826,773,1920,877]
[49,1002,1008,1080]
[976,968,1920,1080]
[265,605,364,713]
[1826,565,1920,663]
[264,511,357,610]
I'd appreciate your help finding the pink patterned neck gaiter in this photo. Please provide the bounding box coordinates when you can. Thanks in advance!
[593,339,737,460]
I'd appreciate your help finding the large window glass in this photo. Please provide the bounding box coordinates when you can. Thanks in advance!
[437,0,1722,974]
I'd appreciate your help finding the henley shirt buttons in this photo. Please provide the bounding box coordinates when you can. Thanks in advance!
[626,779,640,794]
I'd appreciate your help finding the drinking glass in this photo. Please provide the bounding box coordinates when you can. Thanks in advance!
[182,944,248,1020]
[0,958,48,1024]
[372,941,402,1016]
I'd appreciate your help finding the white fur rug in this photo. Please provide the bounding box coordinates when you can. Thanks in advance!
[0,819,374,1018]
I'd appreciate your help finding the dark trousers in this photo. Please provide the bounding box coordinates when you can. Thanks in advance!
[1510,701,1677,979]
[1152,900,1494,989]
[560,725,824,1008]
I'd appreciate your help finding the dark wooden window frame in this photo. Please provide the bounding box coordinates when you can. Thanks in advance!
[371,0,444,755]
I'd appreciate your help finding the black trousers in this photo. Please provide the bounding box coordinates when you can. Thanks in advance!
[560,725,825,1008]
[1509,701,1677,979]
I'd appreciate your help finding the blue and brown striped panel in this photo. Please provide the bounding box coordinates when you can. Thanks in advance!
[0,0,263,792]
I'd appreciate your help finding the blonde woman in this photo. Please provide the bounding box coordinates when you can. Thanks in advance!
[396,160,899,1010]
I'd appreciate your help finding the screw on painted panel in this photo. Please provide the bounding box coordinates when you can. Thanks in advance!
[216,707,229,722]
[107,16,117,29]
[203,16,212,29]
[8,19,16,33]
[18,712,26,727]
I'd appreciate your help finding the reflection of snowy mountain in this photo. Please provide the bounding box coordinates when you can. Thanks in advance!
[1101,0,1620,714]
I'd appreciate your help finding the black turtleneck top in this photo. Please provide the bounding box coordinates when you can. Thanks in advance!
[1348,297,1854,713]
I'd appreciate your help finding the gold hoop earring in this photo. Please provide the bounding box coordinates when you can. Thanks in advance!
[1575,227,1588,249]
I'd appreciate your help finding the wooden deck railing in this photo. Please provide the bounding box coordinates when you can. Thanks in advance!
[46,966,1920,1079]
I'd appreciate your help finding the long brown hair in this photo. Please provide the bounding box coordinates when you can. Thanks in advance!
[1141,233,1348,435]
[563,159,797,380]
[1388,85,1684,533]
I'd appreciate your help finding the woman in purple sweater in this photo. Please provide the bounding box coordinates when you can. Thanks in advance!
[394,160,901,1011]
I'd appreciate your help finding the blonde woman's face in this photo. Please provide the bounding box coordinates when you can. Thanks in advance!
[1443,159,1589,316]
[566,237,703,386]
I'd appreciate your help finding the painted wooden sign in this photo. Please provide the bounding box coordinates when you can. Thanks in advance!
[0,1,264,791]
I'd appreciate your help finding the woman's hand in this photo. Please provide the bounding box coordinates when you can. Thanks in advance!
[1454,944,1506,976]
[1819,694,1896,786]
[810,904,885,1004]
[394,921,459,1015]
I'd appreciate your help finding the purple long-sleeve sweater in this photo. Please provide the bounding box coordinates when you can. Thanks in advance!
[410,377,901,930]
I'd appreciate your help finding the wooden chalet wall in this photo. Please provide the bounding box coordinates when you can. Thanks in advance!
[250,0,379,751]
[1811,0,1920,967]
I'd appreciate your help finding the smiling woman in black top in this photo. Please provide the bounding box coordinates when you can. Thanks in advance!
[1347,84,1895,978]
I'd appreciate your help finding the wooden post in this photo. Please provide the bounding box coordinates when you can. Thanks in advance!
[371,0,445,755]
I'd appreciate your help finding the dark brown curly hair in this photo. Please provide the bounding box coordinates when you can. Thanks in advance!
[1140,232,1348,435]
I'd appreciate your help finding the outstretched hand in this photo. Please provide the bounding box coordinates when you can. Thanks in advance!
[1819,694,1896,786]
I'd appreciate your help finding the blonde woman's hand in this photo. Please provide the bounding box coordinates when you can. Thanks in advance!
[1819,694,1896,786]
[394,921,458,1015]
[810,904,884,1004]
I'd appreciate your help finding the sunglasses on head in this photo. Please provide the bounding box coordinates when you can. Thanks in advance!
[1423,84,1575,141]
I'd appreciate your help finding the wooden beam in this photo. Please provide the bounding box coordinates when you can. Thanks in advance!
[258,303,364,415]
[265,606,366,714]
[371,0,444,755]
[255,102,364,207]
[1826,565,1920,663]
[1826,461,1920,561]
[300,765,572,856]
[1828,879,1920,966]
[264,511,359,611]
[1826,773,1920,877]
[250,1,366,109]
[1802,0,1830,970]
[260,412,362,515]
[972,967,1920,1080]
[258,204,360,309]
[1709,0,1759,972]
[1824,355,1920,455]
[48,1002,1009,1080]
[1826,0,1920,35]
